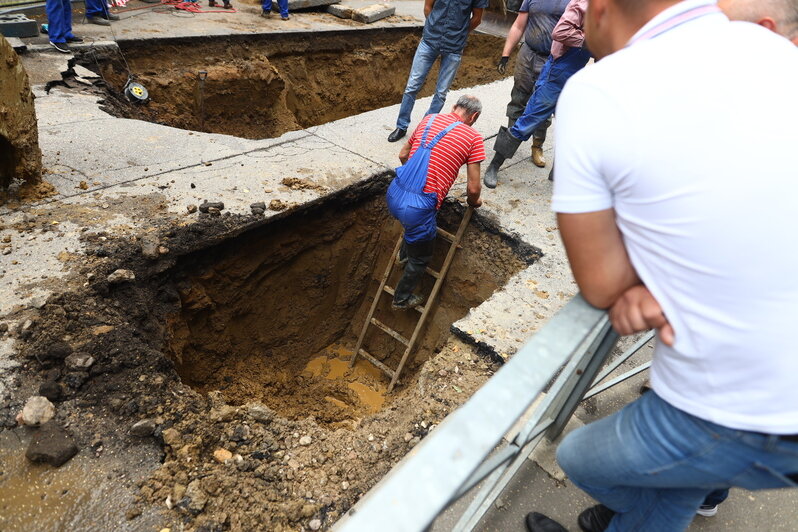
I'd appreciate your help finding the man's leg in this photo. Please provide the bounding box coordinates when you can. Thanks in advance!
[275,0,289,18]
[85,0,106,18]
[556,391,798,532]
[426,49,463,116]
[393,237,435,307]
[510,48,590,143]
[46,0,69,43]
[395,41,439,131]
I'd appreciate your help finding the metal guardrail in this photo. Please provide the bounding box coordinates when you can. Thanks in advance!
[334,295,653,532]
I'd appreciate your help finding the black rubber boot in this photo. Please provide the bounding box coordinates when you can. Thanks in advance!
[483,153,505,189]
[484,126,522,189]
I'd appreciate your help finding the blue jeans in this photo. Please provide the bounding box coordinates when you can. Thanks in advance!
[557,391,798,531]
[45,0,74,43]
[262,0,288,17]
[396,39,463,131]
[85,0,110,18]
[509,46,592,142]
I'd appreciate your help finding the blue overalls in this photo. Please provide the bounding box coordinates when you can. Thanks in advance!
[386,115,461,304]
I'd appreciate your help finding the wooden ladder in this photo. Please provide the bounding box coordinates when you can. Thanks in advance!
[350,206,474,392]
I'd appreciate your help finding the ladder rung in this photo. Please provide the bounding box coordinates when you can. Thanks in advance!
[382,286,425,313]
[437,227,462,248]
[394,256,441,279]
[357,348,395,378]
[371,318,410,346]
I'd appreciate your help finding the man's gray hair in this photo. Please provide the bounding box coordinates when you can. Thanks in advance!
[454,95,482,116]
[722,0,798,39]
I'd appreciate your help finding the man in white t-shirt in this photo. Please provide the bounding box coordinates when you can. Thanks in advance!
[521,1,798,532]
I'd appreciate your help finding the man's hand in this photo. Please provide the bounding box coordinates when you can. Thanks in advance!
[497,56,509,74]
[609,285,675,346]
[467,197,483,208]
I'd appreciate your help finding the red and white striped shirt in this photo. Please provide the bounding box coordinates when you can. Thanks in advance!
[407,113,486,209]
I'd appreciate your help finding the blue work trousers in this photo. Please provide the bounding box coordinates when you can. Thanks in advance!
[396,39,463,131]
[85,0,110,18]
[509,46,591,142]
[557,391,798,531]
[262,0,289,17]
[45,0,74,43]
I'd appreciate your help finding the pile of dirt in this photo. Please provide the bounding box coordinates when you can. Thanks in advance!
[85,30,515,139]
[2,179,536,531]
[0,36,43,199]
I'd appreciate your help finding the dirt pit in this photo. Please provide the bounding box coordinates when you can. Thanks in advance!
[87,29,515,139]
[165,187,532,428]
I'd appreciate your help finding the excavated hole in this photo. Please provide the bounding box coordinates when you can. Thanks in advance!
[163,187,534,429]
[89,29,513,139]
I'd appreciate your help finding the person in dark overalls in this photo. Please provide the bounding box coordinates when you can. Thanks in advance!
[386,95,485,310]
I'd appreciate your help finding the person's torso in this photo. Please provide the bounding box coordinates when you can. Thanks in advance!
[423,0,481,53]
[520,0,569,55]
[572,11,798,432]
[408,113,484,208]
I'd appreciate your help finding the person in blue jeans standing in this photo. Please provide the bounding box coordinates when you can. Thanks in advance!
[45,0,82,53]
[483,0,590,188]
[262,0,290,20]
[387,0,488,143]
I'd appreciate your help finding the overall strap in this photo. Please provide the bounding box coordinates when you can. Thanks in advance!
[424,120,462,150]
[420,115,438,146]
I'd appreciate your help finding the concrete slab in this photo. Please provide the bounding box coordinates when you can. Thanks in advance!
[351,3,395,23]
[327,3,354,18]
[281,0,339,9]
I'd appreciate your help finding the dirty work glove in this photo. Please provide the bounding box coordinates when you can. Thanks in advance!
[497,56,510,74]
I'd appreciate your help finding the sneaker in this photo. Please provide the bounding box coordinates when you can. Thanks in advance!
[696,504,718,517]
[105,13,120,21]
[50,41,71,53]
[66,35,83,43]
[281,14,290,20]
[526,512,568,532]
[86,16,110,26]
[391,294,424,311]
[261,9,271,16]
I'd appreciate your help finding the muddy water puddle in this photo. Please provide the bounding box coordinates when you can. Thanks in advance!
[302,343,387,414]
[0,431,160,532]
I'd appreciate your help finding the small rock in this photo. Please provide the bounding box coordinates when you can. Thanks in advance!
[64,372,88,390]
[125,507,142,520]
[18,319,34,339]
[246,403,273,423]
[341,481,350,490]
[185,479,207,513]
[367,434,374,442]
[231,425,251,442]
[2,248,11,256]
[130,419,157,437]
[210,405,237,423]
[64,353,94,371]
[251,208,265,216]
[161,428,181,447]
[403,432,413,442]
[199,201,224,213]
[43,341,72,361]
[0,322,8,335]
[39,381,63,402]
[408,437,421,447]
[19,396,55,426]
[438,369,448,377]
[287,458,301,470]
[299,435,312,446]
[213,448,233,463]
[107,269,135,284]
[187,204,198,214]
[158,246,169,255]
[207,207,221,217]
[140,235,160,259]
[309,519,322,531]
[26,422,79,467]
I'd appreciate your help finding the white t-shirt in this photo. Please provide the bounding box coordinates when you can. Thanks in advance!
[552,2,798,433]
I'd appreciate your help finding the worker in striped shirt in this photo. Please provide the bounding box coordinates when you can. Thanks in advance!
[387,95,485,310]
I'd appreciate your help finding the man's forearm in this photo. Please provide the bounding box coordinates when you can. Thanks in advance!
[502,14,527,56]
[424,0,434,17]
[469,8,483,31]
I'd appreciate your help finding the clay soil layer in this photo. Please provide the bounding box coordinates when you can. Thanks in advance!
[91,29,515,139]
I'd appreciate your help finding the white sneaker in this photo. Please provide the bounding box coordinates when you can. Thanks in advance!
[696,504,718,517]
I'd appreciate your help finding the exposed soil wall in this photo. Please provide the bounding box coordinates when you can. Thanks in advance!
[88,30,515,139]
[0,36,42,195]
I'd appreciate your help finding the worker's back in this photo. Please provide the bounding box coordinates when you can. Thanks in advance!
[406,113,485,210]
